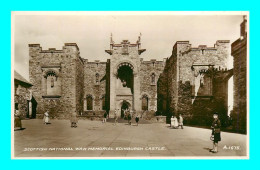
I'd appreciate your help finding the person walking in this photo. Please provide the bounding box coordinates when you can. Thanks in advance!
[128,109,132,125]
[114,109,118,125]
[103,111,107,123]
[135,114,140,126]
[178,114,184,129]
[43,110,50,125]
[210,112,221,153]
[70,111,78,128]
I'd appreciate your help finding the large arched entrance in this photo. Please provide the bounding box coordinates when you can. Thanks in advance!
[110,61,140,118]
[117,63,134,93]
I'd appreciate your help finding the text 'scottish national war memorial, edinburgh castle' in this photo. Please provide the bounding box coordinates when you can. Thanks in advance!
[16,16,247,133]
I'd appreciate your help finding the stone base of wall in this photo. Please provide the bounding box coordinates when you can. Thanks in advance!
[141,110,156,120]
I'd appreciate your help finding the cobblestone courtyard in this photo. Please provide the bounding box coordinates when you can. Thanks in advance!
[13,119,247,158]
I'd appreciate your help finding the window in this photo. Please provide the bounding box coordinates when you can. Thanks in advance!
[87,96,93,110]
[42,67,61,98]
[15,103,18,110]
[142,95,148,111]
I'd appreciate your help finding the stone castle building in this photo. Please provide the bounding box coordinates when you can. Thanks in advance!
[231,16,247,133]
[157,40,233,124]
[28,17,247,130]
[29,35,164,119]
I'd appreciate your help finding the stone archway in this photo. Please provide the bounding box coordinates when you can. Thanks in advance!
[116,63,134,93]
[120,100,131,118]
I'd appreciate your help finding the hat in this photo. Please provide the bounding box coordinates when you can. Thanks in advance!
[213,112,218,116]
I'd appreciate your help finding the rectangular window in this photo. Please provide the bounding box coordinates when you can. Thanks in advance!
[15,103,18,110]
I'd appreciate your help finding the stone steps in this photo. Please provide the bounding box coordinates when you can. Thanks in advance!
[106,118,151,124]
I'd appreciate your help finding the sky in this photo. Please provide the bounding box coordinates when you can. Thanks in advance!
[13,13,244,80]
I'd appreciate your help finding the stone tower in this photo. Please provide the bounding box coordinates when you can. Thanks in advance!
[29,43,84,118]
[105,34,146,117]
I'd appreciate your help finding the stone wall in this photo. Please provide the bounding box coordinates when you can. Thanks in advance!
[14,83,31,119]
[140,59,165,112]
[190,69,233,126]
[29,43,81,119]
[84,60,107,112]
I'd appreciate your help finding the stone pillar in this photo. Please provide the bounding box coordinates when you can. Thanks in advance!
[133,74,141,112]
[109,74,116,118]
[29,100,32,118]
[84,98,87,111]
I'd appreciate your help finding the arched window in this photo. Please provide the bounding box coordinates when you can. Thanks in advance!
[86,95,93,110]
[142,95,148,111]
[42,67,61,97]
[46,73,58,96]
[151,73,156,85]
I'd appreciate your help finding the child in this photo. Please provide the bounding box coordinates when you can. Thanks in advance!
[103,111,107,123]
[210,112,221,153]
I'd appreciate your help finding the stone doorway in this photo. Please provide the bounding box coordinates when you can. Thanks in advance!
[121,100,131,118]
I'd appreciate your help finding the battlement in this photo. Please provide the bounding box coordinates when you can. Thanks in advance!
[141,59,165,64]
[176,40,230,55]
[28,43,80,53]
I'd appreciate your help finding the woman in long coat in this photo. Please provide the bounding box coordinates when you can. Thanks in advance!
[14,110,22,130]
[178,114,184,129]
[170,116,174,128]
[43,111,49,124]
[173,116,179,128]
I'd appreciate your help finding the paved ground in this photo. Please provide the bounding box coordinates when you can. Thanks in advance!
[13,119,247,158]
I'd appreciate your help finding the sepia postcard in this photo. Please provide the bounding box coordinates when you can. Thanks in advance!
[11,11,249,159]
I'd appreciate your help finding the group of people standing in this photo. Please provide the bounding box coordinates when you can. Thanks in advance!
[112,108,140,126]
[170,114,184,129]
